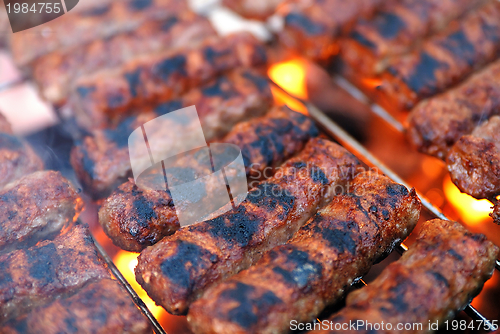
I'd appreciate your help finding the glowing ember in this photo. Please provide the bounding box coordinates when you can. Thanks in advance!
[270,86,308,115]
[114,251,165,319]
[360,77,383,89]
[443,176,493,226]
[268,59,308,99]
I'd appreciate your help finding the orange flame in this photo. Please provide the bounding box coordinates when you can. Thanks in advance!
[443,176,493,226]
[268,59,309,115]
[360,77,382,89]
[114,251,166,319]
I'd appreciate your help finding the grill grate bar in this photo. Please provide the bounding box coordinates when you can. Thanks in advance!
[305,101,498,331]
[333,75,406,133]
[92,237,168,334]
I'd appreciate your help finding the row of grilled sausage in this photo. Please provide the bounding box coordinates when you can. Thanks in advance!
[0,113,152,333]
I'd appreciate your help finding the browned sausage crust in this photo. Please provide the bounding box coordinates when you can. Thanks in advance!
[10,0,188,66]
[135,138,362,315]
[223,0,284,20]
[407,59,500,159]
[31,12,216,107]
[341,0,488,76]
[98,106,319,252]
[0,133,44,190]
[376,1,500,112]
[224,105,319,182]
[0,224,110,324]
[187,172,421,334]
[492,202,500,224]
[277,0,386,60]
[70,68,273,197]
[313,219,499,334]
[1,278,151,334]
[3,279,151,334]
[69,32,267,126]
[447,116,500,199]
[0,171,84,254]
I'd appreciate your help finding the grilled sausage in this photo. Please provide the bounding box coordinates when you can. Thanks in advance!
[312,219,499,334]
[341,0,488,76]
[0,171,84,254]
[69,32,267,124]
[407,59,500,159]
[277,0,387,60]
[231,106,319,179]
[492,202,500,225]
[0,224,110,323]
[1,278,151,334]
[376,1,500,112]
[187,172,421,334]
[0,133,44,190]
[0,279,151,334]
[135,138,362,315]
[70,68,273,197]
[10,0,188,66]
[31,12,216,107]
[447,116,500,199]
[222,0,284,20]
[98,106,319,252]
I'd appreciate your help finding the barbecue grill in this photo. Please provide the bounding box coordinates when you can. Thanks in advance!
[0,1,499,333]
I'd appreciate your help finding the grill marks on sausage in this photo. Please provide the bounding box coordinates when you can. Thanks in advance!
[318,220,498,334]
[187,172,422,334]
[129,0,153,10]
[311,221,358,255]
[206,183,295,246]
[279,0,386,60]
[380,2,500,110]
[25,244,60,284]
[153,55,188,82]
[201,77,235,100]
[351,30,377,49]
[98,106,317,252]
[271,247,323,290]
[241,71,270,93]
[153,100,184,117]
[408,59,500,159]
[71,32,266,119]
[225,106,319,177]
[221,282,283,329]
[161,241,214,289]
[341,0,486,77]
[71,68,273,198]
[388,52,448,96]
[372,12,406,39]
[124,69,142,98]
[284,13,325,35]
[80,4,112,17]
[136,139,363,315]
[0,225,110,323]
[439,30,476,66]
